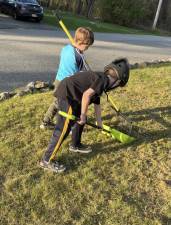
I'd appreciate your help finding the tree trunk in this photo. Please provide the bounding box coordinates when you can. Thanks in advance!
[47,0,53,8]
[76,0,83,15]
[86,0,95,18]
[160,0,169,23]
[65,2,72,11]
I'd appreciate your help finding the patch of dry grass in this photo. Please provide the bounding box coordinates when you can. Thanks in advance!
[0,64,171,225]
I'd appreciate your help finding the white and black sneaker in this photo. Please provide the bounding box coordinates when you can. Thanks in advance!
[39,160,66,173]
[69,143,92,153]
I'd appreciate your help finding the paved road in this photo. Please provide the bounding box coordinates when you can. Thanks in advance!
[0,13,171,92]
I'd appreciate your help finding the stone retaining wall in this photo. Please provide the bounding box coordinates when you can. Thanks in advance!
[0,59,171,102]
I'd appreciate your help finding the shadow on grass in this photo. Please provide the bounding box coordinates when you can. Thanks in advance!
[103,105,171,139]
[33,105,171,224]
[61,105,171,172]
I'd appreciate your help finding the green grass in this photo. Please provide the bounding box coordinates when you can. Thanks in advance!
[43,10,171,36]
[0,64,171,225]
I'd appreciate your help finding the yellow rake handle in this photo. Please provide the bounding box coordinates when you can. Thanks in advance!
[58,20,75,45]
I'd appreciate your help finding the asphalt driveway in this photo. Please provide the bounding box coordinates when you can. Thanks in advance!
[0,13,171,92]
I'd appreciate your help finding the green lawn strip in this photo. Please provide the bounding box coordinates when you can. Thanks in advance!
[43,11,149,34]
[43,10,171,36]
[0,64,171,225]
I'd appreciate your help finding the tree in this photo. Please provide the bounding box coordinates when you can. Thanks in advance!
[85,0,96,18]
[160,0,169,23]
[47,0,53,8]
[76,0,83,15]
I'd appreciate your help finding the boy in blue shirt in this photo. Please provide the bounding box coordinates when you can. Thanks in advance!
[40,27,94,129]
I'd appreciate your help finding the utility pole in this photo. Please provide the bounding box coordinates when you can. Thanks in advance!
[152,0,163,30]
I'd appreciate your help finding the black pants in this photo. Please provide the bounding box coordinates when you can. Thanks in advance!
[43,98,84,162]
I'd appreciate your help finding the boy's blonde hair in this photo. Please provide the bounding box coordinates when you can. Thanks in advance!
[74,27,94,46]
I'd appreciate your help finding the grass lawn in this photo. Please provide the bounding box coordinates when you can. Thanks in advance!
[43,10,171,36]
[0,64,171,225]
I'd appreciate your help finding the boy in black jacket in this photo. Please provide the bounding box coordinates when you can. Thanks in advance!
[40,58,130,173]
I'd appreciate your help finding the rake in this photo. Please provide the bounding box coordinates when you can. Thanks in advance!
[58,110,135,144]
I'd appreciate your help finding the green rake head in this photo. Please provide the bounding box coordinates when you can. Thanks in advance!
[59,111,135,144]
[102,124,135,144]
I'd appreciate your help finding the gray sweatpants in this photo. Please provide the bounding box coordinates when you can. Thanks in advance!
[43,80,60,123]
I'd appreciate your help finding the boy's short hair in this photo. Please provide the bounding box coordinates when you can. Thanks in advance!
[74,27,94,46]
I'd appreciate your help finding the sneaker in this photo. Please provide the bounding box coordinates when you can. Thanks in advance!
[39,160,66,173]
[69,143,92,153]
[40,121,55,130]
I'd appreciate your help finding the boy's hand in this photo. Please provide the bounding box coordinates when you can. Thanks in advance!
[78,114,86,125]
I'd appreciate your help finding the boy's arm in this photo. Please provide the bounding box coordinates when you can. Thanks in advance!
[94,104,102,127]
[78,88,95,125]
